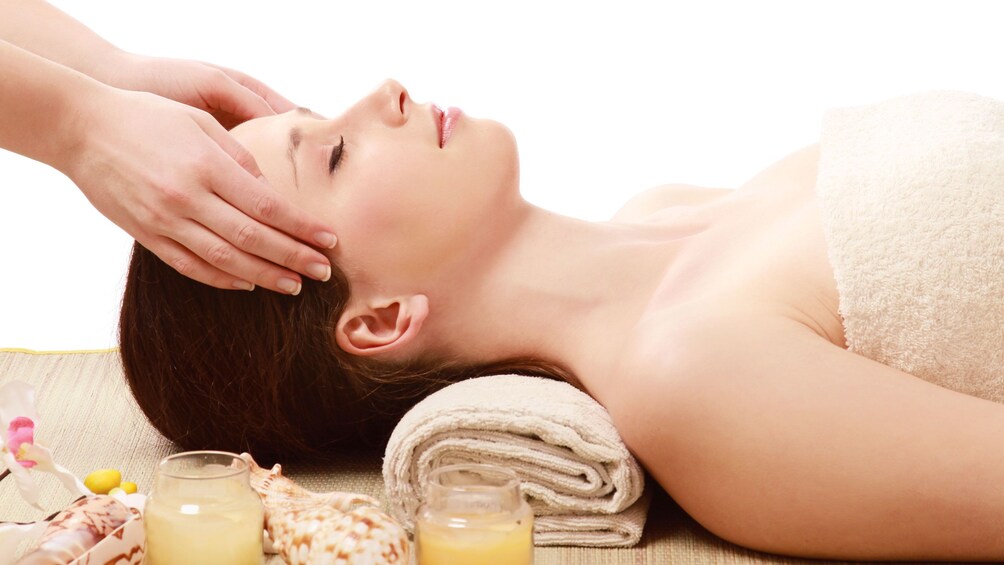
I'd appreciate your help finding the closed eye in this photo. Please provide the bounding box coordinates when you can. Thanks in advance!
[328,136,345,174]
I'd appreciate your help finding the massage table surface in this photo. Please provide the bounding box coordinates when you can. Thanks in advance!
[2,349,883,564]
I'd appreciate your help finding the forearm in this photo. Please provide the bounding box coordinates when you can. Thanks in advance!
[0,39,105,171]
[0,0,123,82]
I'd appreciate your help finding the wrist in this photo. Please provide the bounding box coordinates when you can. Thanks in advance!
[86,49,143,90]
[0,40,123,175]
[49,78,121,179]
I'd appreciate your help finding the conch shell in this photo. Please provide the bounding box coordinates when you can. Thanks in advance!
[240,453,410,564]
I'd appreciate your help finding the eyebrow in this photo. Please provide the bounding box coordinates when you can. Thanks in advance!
[286,108,323,189]
[287,126,303,189]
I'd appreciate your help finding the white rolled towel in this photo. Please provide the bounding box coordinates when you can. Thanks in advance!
[382,375,650,547]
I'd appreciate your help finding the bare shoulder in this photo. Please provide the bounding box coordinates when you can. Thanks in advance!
[607,306,1004,558]
[736,143,821,198]
[610,184,734,224]
[611,144,822,224]
[609,307,923,458]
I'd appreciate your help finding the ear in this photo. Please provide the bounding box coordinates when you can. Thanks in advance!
[335,294,430,357]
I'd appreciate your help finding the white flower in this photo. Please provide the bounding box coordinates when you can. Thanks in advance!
[0,380,91,508]
[0,521,47,565]
[0,381,97,564]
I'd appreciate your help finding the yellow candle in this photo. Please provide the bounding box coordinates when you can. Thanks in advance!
[144,451,264,565]
[415,464,535,565]
[417,510,534,565]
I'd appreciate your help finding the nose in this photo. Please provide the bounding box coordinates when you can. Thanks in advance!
[369,78,409,127]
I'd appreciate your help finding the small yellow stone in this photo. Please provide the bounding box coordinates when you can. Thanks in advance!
[84,469,121,495]
[108,487,126,497]
[120,481,138,494]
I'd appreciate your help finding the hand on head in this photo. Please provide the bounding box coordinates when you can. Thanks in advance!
[69,56,338,294]
[65,83,336,294]
[0,0,337,293]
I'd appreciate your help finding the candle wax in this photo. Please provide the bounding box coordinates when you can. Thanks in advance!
[145,472,263,565]
[417,511,533,565]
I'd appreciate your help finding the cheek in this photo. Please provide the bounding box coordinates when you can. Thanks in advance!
[343,153,448,227]
[332,176,463,277]
[331,177,412,267]
[331,122,518,274]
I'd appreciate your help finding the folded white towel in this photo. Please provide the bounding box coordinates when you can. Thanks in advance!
[816,91,1004,402]
[382,375,649,547]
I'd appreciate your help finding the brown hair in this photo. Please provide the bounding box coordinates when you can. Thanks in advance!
[119,243,572,463]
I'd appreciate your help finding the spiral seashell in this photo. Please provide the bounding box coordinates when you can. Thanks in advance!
[240,453,410,564]
[243,456,378,512]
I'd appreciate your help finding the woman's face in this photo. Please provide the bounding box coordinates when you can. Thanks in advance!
[231,79,519,290]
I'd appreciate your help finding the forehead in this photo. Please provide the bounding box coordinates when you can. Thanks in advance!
[230,110,316,192]
[231,107,319,146]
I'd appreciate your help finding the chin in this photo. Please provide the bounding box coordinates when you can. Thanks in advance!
[484,118,517,148]
[473,118,519,177]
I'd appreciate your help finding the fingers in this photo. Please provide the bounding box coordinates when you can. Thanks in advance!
[133,155,331,295]
[78,86,334,295]
[169,117,338,293]
[213,65,297,114]
[177,215,311,295]
[157,214,319,295]
[192,195,336,294]
[145,235,259,292]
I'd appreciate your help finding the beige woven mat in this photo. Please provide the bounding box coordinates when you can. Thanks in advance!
[1,349,876,564]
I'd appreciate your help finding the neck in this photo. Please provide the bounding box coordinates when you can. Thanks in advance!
[426,202,710,394]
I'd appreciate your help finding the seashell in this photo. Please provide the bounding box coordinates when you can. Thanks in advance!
[15,495,132,565]
[243,455,378,513]
[240,453,410,564]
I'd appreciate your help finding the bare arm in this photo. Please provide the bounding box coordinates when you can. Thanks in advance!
[0,37,337,293]
[615,313,1004,561]
[0,0,122,81]
[0,39,100,168]
[0,1,339,294]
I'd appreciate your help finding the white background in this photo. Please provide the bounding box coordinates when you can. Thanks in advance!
[1,0,1002,350]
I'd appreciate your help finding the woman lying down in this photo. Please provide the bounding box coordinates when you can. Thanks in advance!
[119,83,1004,561]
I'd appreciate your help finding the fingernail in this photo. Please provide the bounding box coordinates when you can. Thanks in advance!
[306,262,331,281]
[314,231,337,249]
[277,277,301,295]
[232,280,255,291]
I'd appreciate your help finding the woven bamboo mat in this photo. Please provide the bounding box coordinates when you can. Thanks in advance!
[0,349,870,564]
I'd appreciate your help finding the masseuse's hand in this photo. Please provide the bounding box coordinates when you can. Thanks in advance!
[64,87,335,294]
[101,53,296,128]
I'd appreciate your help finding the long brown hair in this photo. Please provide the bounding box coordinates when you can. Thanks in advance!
[119,243,572,463]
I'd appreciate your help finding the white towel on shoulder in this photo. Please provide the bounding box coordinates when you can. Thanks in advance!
[382,375,649,547]
[816,91,1004,401]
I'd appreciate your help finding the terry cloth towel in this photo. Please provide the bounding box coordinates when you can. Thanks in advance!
[382,375,649,547]
[816,91,1004,402]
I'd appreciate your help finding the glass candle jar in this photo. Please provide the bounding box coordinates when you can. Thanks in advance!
[144,451,264,565]
[415,464,534,565]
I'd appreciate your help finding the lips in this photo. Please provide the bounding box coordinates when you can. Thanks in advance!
[433,105,463,148]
